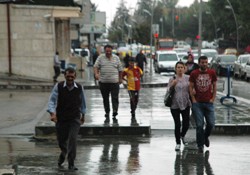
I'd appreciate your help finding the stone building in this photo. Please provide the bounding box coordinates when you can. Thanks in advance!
[0,3,81,80]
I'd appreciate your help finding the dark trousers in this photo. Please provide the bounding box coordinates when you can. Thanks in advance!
[56,119,81,166]
[128,90,139,115]
[170,107,190,144]
[53,66,61,81]
[99,82,120,116]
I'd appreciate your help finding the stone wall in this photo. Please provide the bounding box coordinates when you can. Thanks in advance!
[0,4,79,80]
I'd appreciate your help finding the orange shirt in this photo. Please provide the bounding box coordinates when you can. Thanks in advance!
[122,66,143,90]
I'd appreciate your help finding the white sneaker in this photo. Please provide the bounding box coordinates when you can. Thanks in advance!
[175,144,181,151]
[181,137,188,146]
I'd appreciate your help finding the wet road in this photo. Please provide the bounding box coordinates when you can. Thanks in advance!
[1,131,250,175]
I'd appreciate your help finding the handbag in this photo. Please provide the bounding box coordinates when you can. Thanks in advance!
[164,86,175,107]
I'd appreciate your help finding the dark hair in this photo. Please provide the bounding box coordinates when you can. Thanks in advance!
[175,61,185,69]
[129,57,136,62]
[56,51,59,55]
[198,56,208,63]
[64,67,76,76]
[188,53,193,58]
[104,44,113,50]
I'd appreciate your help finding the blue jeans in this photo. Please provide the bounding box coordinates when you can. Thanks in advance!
[192,102,215,148]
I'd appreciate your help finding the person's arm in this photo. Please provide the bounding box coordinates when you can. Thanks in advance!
[210,81,217,103]
[189,81,197,103]
[47,84,59,122]
[80,86,87,125]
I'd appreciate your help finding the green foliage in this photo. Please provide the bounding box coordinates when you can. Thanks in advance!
[108,0,250,48]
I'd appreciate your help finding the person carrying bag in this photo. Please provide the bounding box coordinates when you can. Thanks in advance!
[166,61,192,151]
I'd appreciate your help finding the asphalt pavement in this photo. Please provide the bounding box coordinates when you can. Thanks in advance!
[1,63,250,174]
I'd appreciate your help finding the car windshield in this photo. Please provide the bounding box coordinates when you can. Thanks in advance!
[202,52,217,57]
[159,54,178,61]
[220,56,236,62]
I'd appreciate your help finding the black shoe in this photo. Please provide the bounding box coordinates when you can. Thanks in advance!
[198,147,204,153]
[112,117,118,124]
[68,165,78,171]
[57,153,65,167]
[104,118,110,124]
[131,117,138,126]
[104,114,110,124]
[205,137,210,147]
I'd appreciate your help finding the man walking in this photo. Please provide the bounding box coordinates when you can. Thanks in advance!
[135,50,147,81]
[53,51,61,82]
[94,44,123,124]
[47,67,86,170]
[189,56,217,153]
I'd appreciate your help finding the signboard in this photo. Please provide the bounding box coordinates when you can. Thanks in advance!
[152,24,159,34]
[80,11,106,34]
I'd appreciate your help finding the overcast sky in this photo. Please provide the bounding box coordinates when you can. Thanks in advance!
[91,0,195,27]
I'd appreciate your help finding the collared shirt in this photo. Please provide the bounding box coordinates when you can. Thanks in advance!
[54,54,61,67]
[47,81,86,115]
[94,54,123,83]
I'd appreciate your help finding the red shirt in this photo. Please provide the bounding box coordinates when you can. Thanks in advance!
[189,69,217,102]
[122,66,143,90]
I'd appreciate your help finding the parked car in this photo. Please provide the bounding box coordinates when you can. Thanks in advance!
[201,49,218,65]
[233,54,250,79]
[210,54,237,76]
[244,59,250,81]
[181,53,204,64]
[154,50,179,73]
[174,41,191,51]
[177,52,188,62]
[73,48,90,64]
[224,48,238,56]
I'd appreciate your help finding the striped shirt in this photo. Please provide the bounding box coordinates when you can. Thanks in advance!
[122,66,143,90]
[94,54,123,83]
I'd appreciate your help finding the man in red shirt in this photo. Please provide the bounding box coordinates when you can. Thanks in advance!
[122,57,143,125]
[189,56,217,153]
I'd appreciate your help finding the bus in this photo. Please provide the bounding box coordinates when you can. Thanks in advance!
[156,38,175,51]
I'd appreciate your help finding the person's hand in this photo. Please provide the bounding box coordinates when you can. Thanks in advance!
[119,78,123,84]
[50,113,57,123]
[80,115,85,125]
[95,73,100,80]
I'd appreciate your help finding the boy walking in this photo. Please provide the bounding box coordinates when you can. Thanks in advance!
[122,57,143,125]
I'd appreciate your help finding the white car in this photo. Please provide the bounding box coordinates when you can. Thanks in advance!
[201,49,218,64]
[154,50,179,73]
[177,52,188,62]
[234,54,250,79]
[244,59,250,81]
[73,48,90,64]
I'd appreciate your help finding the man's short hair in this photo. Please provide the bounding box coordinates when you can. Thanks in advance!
[104,44,113,50]
[64,67,76,75]
[198,55,208,63]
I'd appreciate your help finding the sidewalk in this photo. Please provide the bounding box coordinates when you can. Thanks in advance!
[1,65,250,137]
[1,66,250,174]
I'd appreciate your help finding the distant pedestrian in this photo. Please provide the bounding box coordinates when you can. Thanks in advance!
[122,57,143,125]
[123,52,130,68]
[167,61,191,151]
[93,44,123,124]
[189,56,217,153]
[53,51,61,82]
[47,67,86,171]
[185,54,199,75]
[135,50,147,81]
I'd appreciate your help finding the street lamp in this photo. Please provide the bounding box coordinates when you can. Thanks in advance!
[160,17,163,37]
[225,0,238,50]
[143,6,154,75]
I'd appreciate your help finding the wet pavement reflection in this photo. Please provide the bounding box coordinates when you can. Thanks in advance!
[1,131,250,175]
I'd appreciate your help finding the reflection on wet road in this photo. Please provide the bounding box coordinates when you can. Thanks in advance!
[1,132,250,175]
